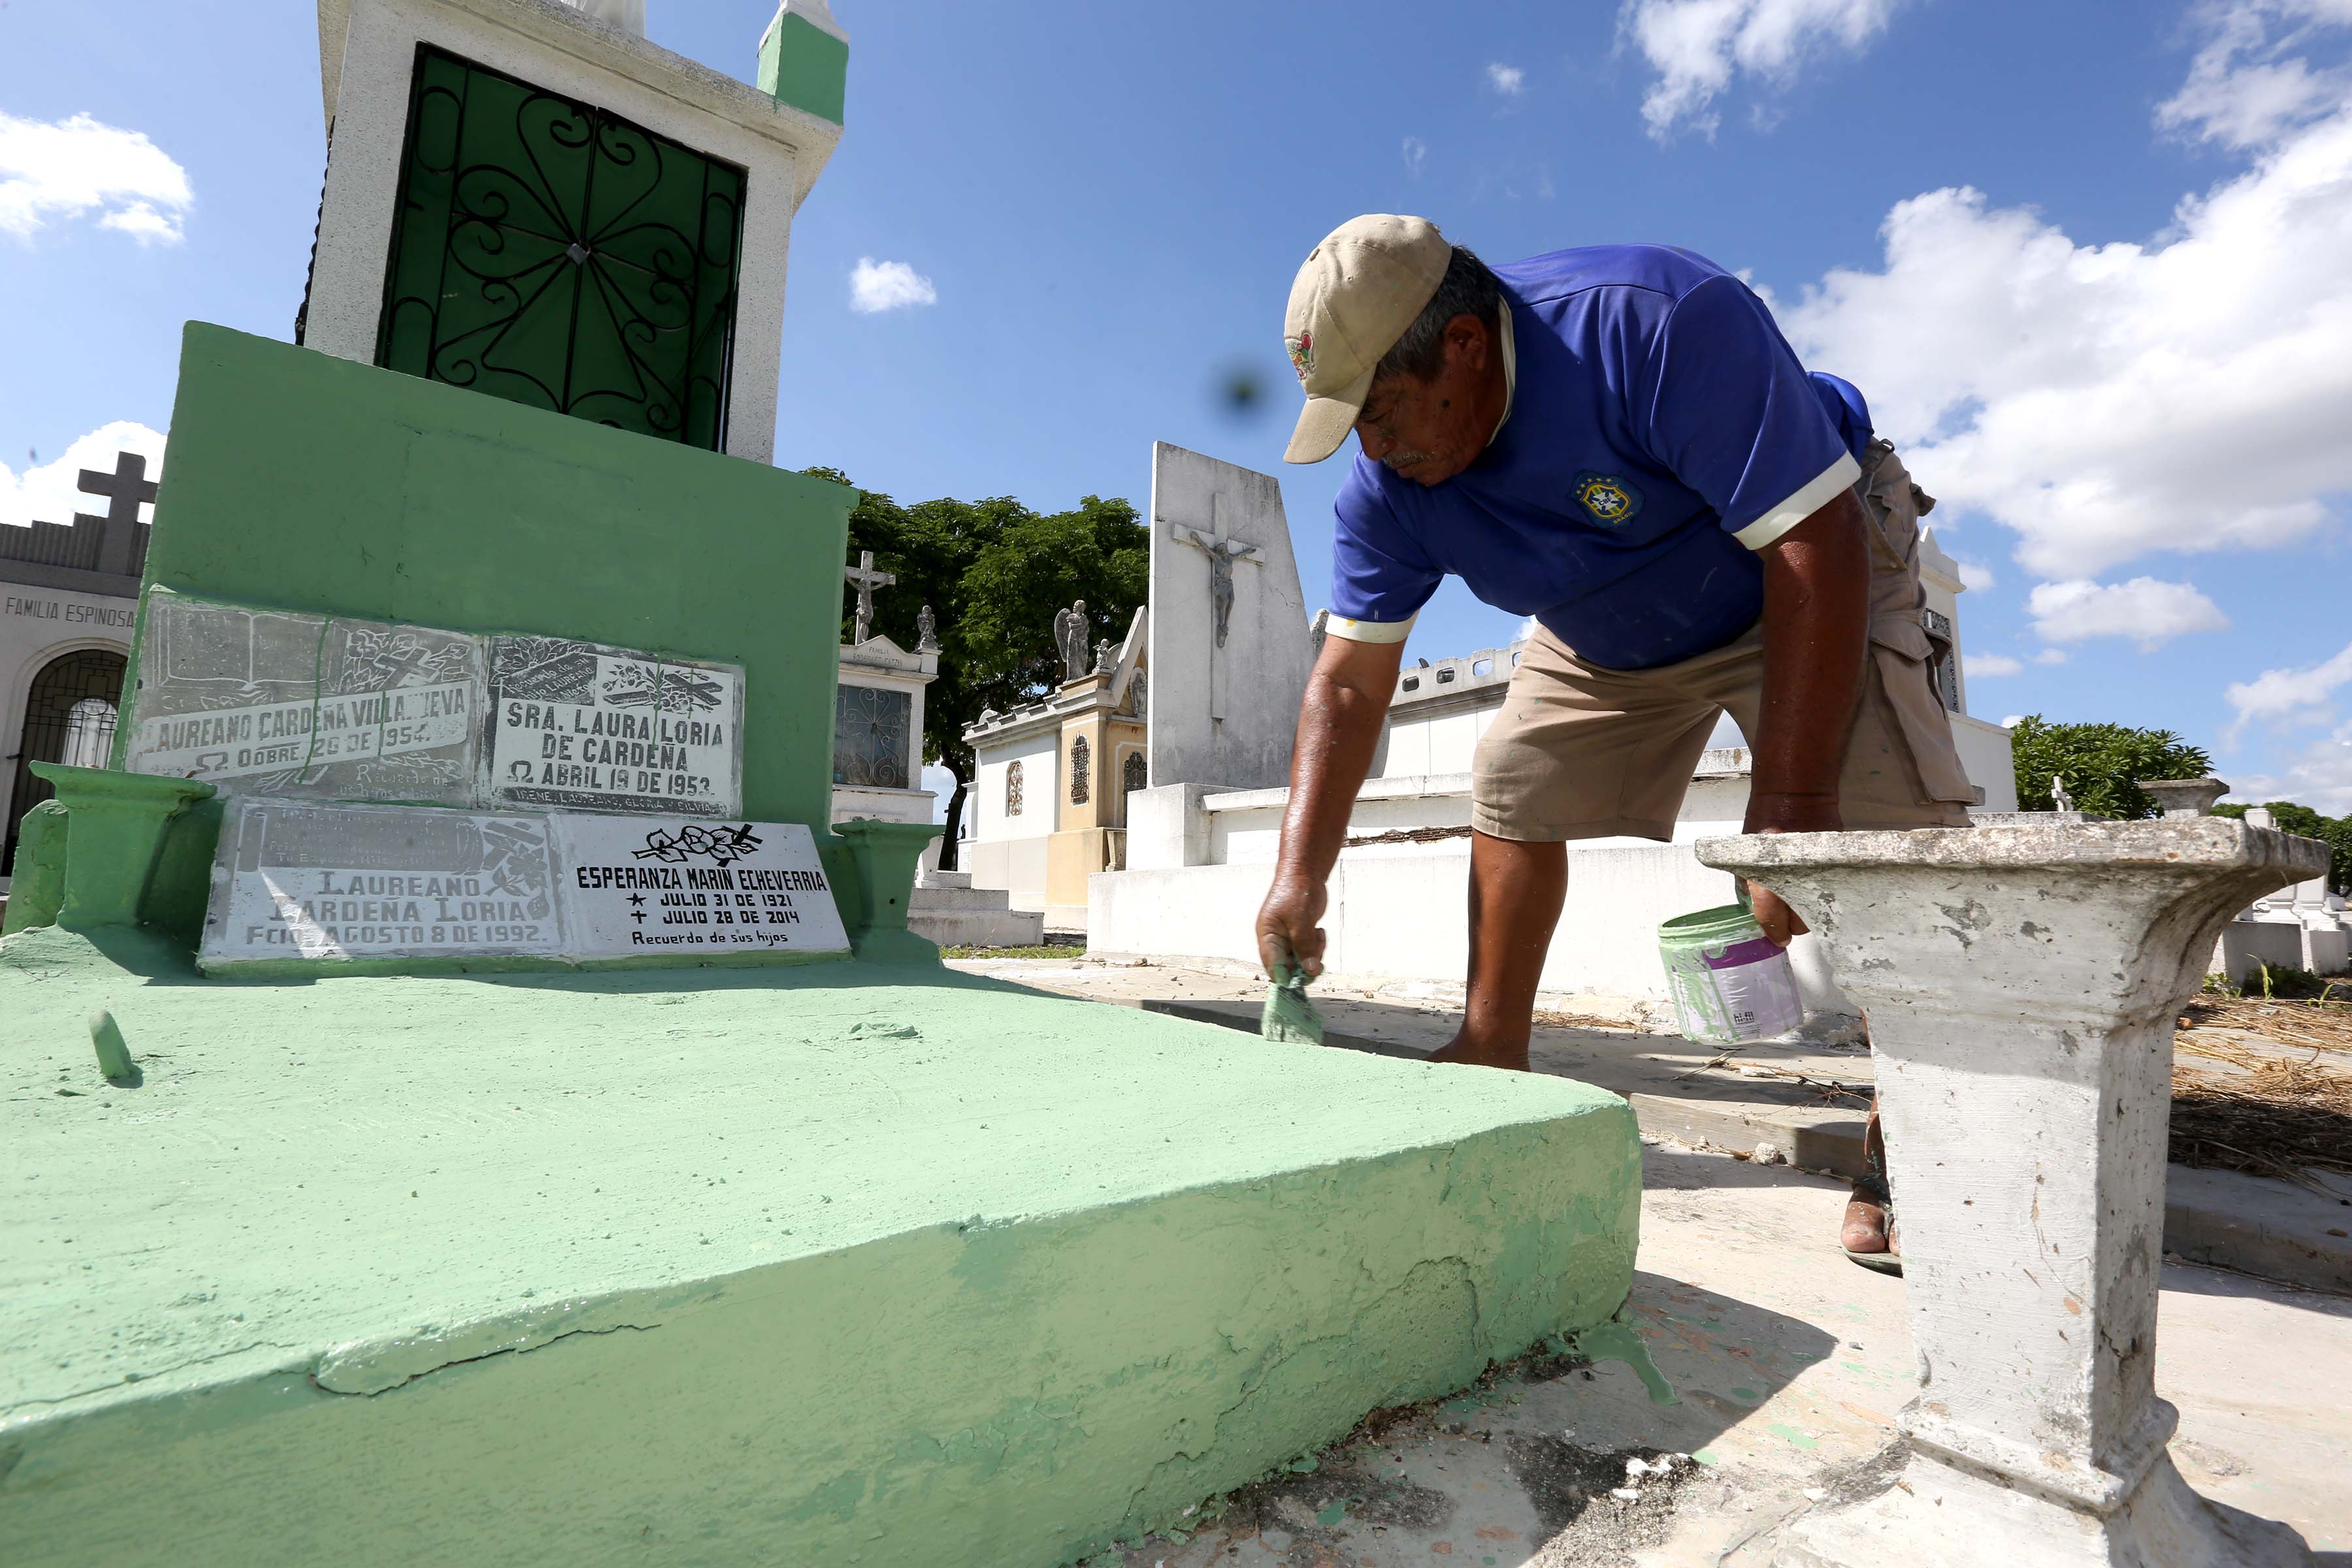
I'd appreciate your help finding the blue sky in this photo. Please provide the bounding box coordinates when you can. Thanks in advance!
[6,0,2352,808]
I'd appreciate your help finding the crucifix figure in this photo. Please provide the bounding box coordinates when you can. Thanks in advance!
[76,449,159,578]
[844,549,895,644]
[1164,495,1265,723]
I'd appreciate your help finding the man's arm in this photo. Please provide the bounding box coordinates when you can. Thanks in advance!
[1256,634,1407,978]
[1744,485,1872,943]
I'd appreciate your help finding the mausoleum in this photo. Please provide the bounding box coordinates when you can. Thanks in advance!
[0,454,152,889]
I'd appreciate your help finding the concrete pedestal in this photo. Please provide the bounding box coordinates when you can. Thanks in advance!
[1697,820,2323,1568]
[26,764,216,929]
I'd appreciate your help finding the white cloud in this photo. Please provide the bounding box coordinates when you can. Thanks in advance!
[849,257,937,314]
[1955,559,1997,593]
[1514,614,1542,643]
[1403,136,1428,177]
[1965,653,2024,678]
[0,421,166,532]
[2159,1,2352,149]
[2034,648,2071,666]
[0,112,191,244]
[2025,578,2230,651]
[2224,638,2352,738]
[1620,0,1905,139]
[1487,63,1527,95]
[2228,722,2352,813]
[1784,103,2352,578]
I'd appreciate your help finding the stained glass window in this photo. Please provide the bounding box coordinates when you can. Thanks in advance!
[1005,760,1023,817]
[1070,736,1090,804]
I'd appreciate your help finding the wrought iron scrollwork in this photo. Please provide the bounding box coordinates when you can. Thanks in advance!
[376,46,746,450]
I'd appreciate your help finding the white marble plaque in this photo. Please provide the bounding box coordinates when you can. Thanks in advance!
[127,592,482,804]
[200,802,847,969]
[483,636,745,817]
[554,815,847,958]
[204,800,563,964]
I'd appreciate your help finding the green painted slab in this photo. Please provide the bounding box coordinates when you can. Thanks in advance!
[121,325,855,836]
[0,926,1641,1566]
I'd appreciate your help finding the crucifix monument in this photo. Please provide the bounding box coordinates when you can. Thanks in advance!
[1145,442,1314,791]
[845,549,894,644]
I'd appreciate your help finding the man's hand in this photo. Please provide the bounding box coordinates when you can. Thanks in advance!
[1256,872,1329,980]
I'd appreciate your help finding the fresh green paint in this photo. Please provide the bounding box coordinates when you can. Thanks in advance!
[122,325,855,839]
[0,924,1642,1566]
[1570,1316,1678,1407]
[1766,1422,1821,1451]
[24,764,215,930]
[759,10,849,124]
[0,801,66,934]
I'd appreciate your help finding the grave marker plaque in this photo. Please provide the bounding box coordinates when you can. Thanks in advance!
[484,636,745,817]
[126,593,480,802]
[199,801,847,970]
[204,800,561,964]
[555,815,847,958]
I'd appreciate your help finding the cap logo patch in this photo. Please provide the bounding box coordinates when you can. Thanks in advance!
[1572,472,1643,527]
[1286,331,1315,384]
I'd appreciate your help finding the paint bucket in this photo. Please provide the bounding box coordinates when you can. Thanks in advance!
[1658,904,1804,1043]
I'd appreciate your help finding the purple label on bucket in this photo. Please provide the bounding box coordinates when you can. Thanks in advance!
[1705,937,1782,970]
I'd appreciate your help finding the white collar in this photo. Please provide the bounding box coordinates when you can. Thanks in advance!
[1488,302,1517,446]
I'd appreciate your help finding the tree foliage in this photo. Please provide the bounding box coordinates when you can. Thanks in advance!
[2008,715,2349,893]
[2008,716,2212,821]
[808,469,1149,863]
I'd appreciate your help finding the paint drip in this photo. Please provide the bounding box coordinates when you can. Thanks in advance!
[1571,1317,1678,1406]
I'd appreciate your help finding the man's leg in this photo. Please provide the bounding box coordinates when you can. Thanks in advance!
[1430,830,1568,1070]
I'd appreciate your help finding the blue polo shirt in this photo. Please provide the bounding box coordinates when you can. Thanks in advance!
[1328,244,1867,671]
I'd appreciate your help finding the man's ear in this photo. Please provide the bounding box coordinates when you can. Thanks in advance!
[1444,312,1488,369]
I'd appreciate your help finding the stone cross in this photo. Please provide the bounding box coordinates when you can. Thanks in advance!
[2051,774,2074,813]
[844,549,894,645]
[1165,495,1264,723]
[1699,821,2323,1567]
[76,450,159,578]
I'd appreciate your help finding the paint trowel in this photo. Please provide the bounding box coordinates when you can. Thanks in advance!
[1261,960,1326,1046]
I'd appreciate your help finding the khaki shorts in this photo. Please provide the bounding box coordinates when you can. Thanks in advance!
[1471,619,1972,841]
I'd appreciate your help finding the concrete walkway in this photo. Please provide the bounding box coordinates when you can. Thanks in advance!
[1078,1140,2352,1565]
[963,955,2352,1295]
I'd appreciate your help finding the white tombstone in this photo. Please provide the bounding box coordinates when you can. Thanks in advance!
[1145,442,1313,792]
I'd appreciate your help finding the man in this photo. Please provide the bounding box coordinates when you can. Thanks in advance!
[1255,216,1976,1265]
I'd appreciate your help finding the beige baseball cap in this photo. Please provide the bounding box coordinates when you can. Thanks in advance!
[1282,214,1452,463]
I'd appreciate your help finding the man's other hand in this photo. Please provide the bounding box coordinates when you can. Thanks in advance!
[1256,873,1330,980]
[1742,788,1840,947]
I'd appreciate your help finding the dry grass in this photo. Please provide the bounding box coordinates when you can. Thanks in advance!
[2172,999,2352,1181]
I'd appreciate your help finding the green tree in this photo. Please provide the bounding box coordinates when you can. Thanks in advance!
[808,470,1148,866]
[2007,716,2213,821]
[2212,801,2352,894]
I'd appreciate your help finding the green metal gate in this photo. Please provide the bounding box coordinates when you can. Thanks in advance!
[376,45,747,451]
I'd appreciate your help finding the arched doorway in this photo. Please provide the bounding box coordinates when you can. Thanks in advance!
[5,648,129,873]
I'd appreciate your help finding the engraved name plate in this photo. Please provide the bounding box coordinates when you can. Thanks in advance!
[553,815,848,958]
[484,636,745,817]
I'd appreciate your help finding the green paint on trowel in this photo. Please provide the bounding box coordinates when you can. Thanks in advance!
[1262,962,1324,1045]
[1571,1316,1678,1406]
[89,1011,136,1085]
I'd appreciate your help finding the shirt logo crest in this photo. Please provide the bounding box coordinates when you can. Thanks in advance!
[1573,472,1642,527]
[1286,331,1315,384]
